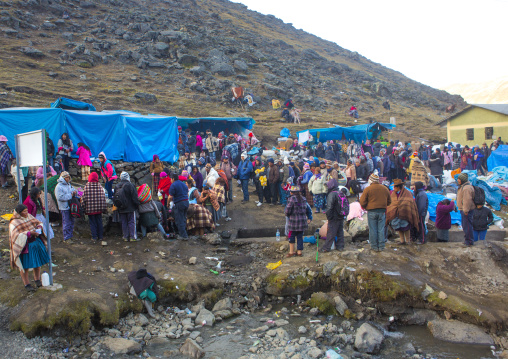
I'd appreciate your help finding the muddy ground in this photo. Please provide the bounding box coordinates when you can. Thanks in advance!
[0,179,508,357]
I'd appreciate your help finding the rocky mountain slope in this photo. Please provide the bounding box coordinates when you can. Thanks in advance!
[443,76,508,104]
[0,0,466,142]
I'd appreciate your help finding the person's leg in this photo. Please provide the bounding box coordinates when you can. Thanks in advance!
[255,182,263,203]
[368,211,379,250]
[89,215,98,240]
[175,202,188,238]
[228,179,233,202]
[33,267,41,281]
[242,180,249,201]
[141,224,147,237]
[120,213,129,240]
[127,212,136,240]
[63,155,69,171]
[322,220,338,251]
[336,220,344,250]
[20,270,30,286]
[296,232,304,254]
[157,223,167,236]
[105,180,113,199]
[377,211,386,250]
[61,210,71,240]
[461,211,474,245]
[288,231,296,255]
[398,231,406,244]
[0,174,6,186]
[48,157,54,168]
[96,214,104,240]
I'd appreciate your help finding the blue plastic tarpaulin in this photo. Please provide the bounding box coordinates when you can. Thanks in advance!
[280,128,290,138]
[488,166,508,183]
[51,97,96,111]
[178,117,255,137]
[123,114,178,162]
[487,145,508,170]
[0,107,65,155]
[343,122,396,140]
[427,192,462,225]
[296,127,366,143]
[64,110,125,160]
[453,170,507,211]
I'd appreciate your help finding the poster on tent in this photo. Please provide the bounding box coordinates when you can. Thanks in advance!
[15,130,54,286]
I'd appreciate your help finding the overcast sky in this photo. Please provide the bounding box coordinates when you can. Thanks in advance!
[233,0,507,89]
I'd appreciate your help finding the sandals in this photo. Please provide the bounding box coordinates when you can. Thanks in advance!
[25,284,37,292]
[286,252,296,258]
[296,252,303,257]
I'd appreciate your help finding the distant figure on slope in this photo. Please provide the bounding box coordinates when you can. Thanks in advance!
[382,100,390,110]
[349,105,359,119]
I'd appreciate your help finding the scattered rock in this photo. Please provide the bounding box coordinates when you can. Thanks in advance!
[427,319,494,345]
[323,261,339,277]
[354,323,384,354]
[333,295,348,316]
[134,92,157,104]
[189,257,197,265]
[179,338,205,359]
[421,284,434,300]
[212,298,232,312]
[102,337,141,355]
[195,308,215,327]
[438,291,448,300]
[19,47,45,58]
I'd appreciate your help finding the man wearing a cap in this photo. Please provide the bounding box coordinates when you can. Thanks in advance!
[359,172,391,251]
[55,171,77,243]
[456,173,475,246]
[237,153,253,203]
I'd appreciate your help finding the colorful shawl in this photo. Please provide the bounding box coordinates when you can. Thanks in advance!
[386,188,419,228]
[9,212,45,272]
[0,143,12,174]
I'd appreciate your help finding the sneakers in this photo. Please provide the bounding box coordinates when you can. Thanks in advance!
[64,239,74,244]
[257,202,262,207]
[123,237,129,242]
[215,223,220,227]
[255,200,259,204]
[225,217,232,221]
[34,280,43,288]
[176,235,189,241]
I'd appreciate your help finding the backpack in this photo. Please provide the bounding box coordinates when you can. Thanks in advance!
[333,191,350,218]
[69,197,83,218]
[113,183,128,210]
[473,185,485,205]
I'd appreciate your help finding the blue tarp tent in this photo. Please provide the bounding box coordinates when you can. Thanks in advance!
[487,145,508,170]
[177,117,255,137]
[0,108,179,163]
[335,122,396,141]
[0,107,65,154]
[297,127,366,143]
[51,97,96,111]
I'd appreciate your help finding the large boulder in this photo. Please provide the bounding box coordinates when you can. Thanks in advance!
[134,92,157,104]
[212,298,232,312]
[354,323,384,354]
[102,337,142,355]
[427,319,494,345]
[333,295,348,316]
[210,62,235,77]
[347,213,369,241]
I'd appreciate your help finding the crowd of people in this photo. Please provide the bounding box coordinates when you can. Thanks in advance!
[2,128,502,291]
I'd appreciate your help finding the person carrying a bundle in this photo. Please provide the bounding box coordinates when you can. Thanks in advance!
[321,179,349,252]
[81,172,106,242]
[359,173,391,251]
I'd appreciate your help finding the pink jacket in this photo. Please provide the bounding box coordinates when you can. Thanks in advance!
[76,147,92,166]
[36,166,56,181]
[196,135,203,149]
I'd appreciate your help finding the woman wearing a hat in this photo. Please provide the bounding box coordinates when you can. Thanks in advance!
[386,179,419,245]
[0,135,13,189]
[285,184,311,257]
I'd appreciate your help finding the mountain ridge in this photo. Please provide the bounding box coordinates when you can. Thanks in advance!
[442,76,508,104]
[0,0,466,142]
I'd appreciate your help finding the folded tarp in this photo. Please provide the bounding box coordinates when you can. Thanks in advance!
[487,146,508,171]
[488,166,508,183]
[427,192,462,225]
[51,97,96,111]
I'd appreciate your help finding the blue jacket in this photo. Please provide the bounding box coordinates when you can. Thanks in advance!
[237,160,253,180]
[55,177,75,210]
[301,170,313,184]
[414,189,429,218]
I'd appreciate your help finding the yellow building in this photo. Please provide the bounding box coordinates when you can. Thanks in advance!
[437,104,508,146]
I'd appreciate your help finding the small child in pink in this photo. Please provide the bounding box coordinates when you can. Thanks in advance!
[76,143,92,181]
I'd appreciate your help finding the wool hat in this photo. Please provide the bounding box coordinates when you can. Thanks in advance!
[198,157,205,164]
[120,172,130,181]
[0,135,7,142]
[369,172,379,183]
[289,161,295,166]
[268,158,274,164]
[289,185,301,192]
[88,172,99,183]
[303,163,310,170]
[241,152,247,158]
[458,172,468,183]
[413,152,418,157]
[55,155,62,160]
[182,170,189,177]
[326,178,338,190]
[178,126,182,130]
[153,154,159,161]
[60,171,70,178]
[205,163,212,168]
[414,181,424,191]
[160,171,167,178]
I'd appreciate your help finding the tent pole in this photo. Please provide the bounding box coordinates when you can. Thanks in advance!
[42,130,53,286]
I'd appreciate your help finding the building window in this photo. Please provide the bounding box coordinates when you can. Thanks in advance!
[466,128,474,141]
[485,127,493,140]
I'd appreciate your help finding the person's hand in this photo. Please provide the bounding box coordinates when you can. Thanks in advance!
[307,219,311,224]
[151,173,154,176]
